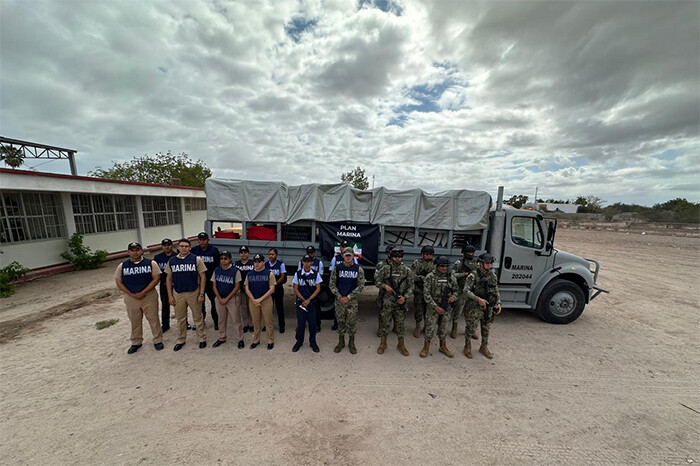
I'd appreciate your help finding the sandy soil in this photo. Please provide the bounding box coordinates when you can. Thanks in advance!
[0,229,698,465]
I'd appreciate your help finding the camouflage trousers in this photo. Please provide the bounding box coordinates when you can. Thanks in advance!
[376,290,388,329]
[464,305,491,344]
[451,296,466,322]
[413,287,427,323]
[424,307,451,341]
[335,298,359,336]
[379,301,406,337]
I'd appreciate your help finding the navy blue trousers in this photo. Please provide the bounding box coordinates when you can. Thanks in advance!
[295,300,317,346]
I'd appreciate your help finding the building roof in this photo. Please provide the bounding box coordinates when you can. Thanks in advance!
[0,168,205,197]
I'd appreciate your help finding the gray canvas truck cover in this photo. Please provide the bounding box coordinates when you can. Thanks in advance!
[205,179,491,230]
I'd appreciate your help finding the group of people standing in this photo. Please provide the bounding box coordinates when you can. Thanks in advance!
[375,244,501,360]
[116,235,501,359]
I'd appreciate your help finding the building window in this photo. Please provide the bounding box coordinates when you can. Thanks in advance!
[184,198,207,212]
[71,194,136,234]
[142,197,181,227]
[0,191,66,243]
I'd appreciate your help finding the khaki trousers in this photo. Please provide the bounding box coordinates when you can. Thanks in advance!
[124,290,162,345]
[248,297,274,344]
[216,298,243,342]
[232,292,253,327]
[174,290,206,344]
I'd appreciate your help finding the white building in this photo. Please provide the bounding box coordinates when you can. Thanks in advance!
[543,203,579,214]
[0,168,207,270]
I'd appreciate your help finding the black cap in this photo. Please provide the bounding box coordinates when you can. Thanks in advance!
[161,238,173,245]
[340,240,350,248]
[306,245,316,253]
[253,253,264,262]
[239,245,249,253]
[128,242,142,250]
[462,244,476,253]
[301,254,312,262]
[197,232,209,239]
[220,250,232,259]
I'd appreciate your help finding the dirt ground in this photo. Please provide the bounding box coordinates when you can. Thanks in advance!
[0,228,698,465]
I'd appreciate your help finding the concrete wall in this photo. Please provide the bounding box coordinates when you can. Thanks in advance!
[0,238,67,269]
[142,225,183,247]
[182,210,207,237]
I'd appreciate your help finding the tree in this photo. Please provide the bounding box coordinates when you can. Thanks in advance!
[576,195,605,213]
[506,195,529,209]
[89,151,211,188]
[340,166,369,190]
[0,145,25,169]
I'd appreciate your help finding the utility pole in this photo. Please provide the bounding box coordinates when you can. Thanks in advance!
[372,174,375,189]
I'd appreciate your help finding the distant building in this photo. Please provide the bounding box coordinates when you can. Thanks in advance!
[542,203,578,214]
[0,168,207,269]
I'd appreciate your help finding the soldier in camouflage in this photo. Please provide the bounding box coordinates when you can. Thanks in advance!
[411,245,435,338]
[374,245,395,337]
[450,244,478,339]
[374,246,413,356]
[462,253,502,359]
[329,247,365,354]
[421,256,458,358]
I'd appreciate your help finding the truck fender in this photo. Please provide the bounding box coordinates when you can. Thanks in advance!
[527,262,593,308]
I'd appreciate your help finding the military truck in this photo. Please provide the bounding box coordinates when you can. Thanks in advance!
[204,180,607,324]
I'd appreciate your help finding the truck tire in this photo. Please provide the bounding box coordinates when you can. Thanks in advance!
[536,279,585,324]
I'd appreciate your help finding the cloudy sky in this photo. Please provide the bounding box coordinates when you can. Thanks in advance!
[1,0,698,205]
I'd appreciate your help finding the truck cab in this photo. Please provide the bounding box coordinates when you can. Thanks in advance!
[494,208,607,323]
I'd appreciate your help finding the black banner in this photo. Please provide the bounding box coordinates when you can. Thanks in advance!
[318,222,380,267]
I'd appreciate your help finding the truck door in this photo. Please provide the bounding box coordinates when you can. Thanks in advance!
[499,212,550,285]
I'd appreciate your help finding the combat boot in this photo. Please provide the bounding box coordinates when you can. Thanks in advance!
[377,335,387,354]
[479,343,493,359]
[397,337,409,357]
[463,340,473,358]
[471,331,478,340]
[334,335,345,353]
[413,323,421,338]
[419,340,430,358]
[392,322,398,334]
[348,336,357,354]
[439,339,454,358]
[376,327,381,337]
[450,322,458,339]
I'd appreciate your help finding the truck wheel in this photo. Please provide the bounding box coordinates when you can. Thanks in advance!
[536,279,585,324]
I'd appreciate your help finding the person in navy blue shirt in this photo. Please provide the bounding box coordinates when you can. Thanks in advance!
[265,248,286,333]
[211,250,245,349]
[166,238,208,351]
[297,245,324,331]
[292,255,322,353]
[153,238,177,332]
[235,246,255,332]
[114,242,163,354]
[191,232,220,330]
[244,253,276,350]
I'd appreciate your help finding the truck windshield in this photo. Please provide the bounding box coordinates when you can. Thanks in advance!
[511,217,544,249]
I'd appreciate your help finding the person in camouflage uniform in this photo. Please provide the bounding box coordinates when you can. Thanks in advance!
[374,245,395,337]
[421,256,458,358]
[450,244,478,339]
[462,253,502,359]
[329,247,365,354]
[411,245,435,338]
[374,246,413,356]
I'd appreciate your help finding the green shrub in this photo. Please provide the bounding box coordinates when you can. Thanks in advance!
[96,318,119,330]
[61,233,108,270]
[0,261,30,298]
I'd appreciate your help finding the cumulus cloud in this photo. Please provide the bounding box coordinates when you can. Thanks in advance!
[0,0,698,205]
